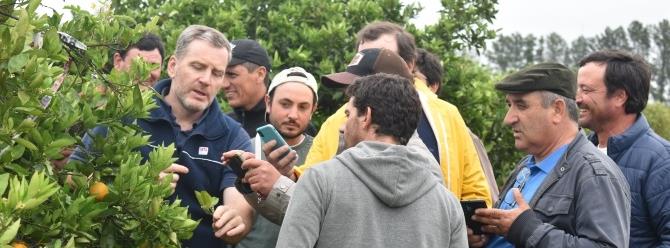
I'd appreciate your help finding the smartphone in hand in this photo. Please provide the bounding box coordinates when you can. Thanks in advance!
[226,153,253,194]
[227,153,246,178]
[461,199,487,235]
[256,124,293,155]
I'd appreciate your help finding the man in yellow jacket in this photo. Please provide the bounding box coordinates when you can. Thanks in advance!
[299,21,492,207]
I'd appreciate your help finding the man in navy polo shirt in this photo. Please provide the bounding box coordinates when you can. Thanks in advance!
[71,25,254,247]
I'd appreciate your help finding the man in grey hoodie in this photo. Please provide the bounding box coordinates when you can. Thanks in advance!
[274,73,467,248]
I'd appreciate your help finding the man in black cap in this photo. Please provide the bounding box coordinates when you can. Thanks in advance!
[223,39,272,137]
[469,63,630,248]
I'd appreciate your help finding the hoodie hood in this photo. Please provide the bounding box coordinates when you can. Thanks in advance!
[336,141,442,207]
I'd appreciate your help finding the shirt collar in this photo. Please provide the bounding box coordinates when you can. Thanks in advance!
[528,144,569,173]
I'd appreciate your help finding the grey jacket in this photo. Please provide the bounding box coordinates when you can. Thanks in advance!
[276,141,466,248]
[498,133,631,247]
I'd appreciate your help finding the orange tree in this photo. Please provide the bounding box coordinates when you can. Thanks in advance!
[110,0,520,179]
[0,0,196,247]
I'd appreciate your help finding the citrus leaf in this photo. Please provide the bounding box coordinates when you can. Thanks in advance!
[0,218,21,244]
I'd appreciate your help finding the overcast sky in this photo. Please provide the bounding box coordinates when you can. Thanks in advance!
[42,0,670,43]
[410,0,670,42]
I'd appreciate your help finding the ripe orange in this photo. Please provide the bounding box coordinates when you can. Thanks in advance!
[11,241,28,248]
[89,181,109,201]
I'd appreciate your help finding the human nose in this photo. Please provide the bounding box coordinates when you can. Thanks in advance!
[287,106,299,120]
[221,76,231,88]
[503,109,516,127]
[575,89,584,104]
[149,69,160,83]
[198,71,213,85]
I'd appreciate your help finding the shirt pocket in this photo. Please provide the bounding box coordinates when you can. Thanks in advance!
[534,193,573,217]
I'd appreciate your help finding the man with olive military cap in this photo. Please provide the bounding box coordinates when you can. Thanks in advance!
[468,63,630,248]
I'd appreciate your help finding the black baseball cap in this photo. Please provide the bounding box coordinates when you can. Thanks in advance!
[495,63,577,99]
[230,39,271,70]
[322,48,413,88]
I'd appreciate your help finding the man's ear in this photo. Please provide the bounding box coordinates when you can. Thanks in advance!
[552,98,567,123]
[361,106,373,129]
[167,55,177,78]
[612,89,628,108]
[112,52,124,70]
[256,66,268,83]
[264,94,271,113]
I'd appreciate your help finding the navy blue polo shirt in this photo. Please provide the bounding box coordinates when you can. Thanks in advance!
[72,79,252,247]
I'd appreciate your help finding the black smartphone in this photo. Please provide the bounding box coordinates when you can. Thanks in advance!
[461,199,487,235]
[227,153,246,178]
[227,153,253,194]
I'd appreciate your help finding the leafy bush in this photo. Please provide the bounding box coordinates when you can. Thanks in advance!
[644,102,670,140]
[0,1,195,247]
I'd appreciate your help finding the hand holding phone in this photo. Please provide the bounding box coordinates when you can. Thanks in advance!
[256,124,293,155]
[461,200,487,235]
[226,153,253,194]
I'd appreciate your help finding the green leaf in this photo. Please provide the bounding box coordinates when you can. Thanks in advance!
[0,174,9,197]
[132,84,143,111]
[7,53,29,73]
[16,118,35,130]
[27,0,41,14]
[10,145,25,161]
[194,190,218,215]
[15,137,37,151]
[17,91,29,104]
[49,137,76,149]
[0,219,21,244]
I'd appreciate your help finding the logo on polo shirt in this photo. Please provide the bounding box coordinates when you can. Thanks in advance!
[198,146,209,155]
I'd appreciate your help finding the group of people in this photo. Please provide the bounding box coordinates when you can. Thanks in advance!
[63,19,670,248]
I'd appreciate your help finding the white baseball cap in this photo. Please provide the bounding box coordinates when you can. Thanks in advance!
[268,67,318,101]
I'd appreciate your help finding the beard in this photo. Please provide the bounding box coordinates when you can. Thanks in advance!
[271,119,307,140]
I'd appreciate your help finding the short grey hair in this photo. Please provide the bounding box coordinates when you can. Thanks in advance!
[174,25,231,62]
[539,91,579,122]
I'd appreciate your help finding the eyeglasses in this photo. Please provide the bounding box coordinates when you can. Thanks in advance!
[502,167,531,209]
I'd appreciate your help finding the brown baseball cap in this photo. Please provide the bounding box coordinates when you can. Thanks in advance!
[322,48,413,88]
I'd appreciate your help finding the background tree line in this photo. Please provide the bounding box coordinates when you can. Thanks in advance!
[485,19,670,103]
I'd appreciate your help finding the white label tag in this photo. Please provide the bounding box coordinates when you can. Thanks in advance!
[198,147,209,155]
[348,52,364,66]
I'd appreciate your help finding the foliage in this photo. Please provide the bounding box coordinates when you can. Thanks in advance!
[438,57,522,184]
[486,19,670,104]
[111,0,499,125]
[0,1,195,246]
[644,102,670,140]
[110,0,518,182]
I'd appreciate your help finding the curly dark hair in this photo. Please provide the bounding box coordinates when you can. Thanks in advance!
[578,49,651,114]
[118,33,165,61]
[345,73,422,145]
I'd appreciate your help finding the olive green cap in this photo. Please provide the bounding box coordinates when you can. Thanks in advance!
[495,63,577,99]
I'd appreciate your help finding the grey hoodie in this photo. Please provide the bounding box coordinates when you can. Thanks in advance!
[275,141,467,248]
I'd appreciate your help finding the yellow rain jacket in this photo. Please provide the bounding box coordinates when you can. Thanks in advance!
[297,78,492,206]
